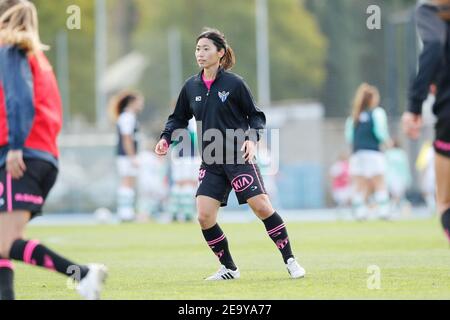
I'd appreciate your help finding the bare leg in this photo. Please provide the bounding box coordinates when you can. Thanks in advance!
[435,154,450,243]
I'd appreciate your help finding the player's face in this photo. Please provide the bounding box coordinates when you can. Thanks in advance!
[132,96,144,113]
[195,38,224,69]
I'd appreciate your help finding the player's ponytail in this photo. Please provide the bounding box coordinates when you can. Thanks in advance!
[221,45,236,71]
[351,83,379,124]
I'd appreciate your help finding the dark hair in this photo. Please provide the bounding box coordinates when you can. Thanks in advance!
[108,90,141,121]
[196,27,235,70]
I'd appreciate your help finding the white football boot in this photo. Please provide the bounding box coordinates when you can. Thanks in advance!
[77,264,108,300]
[205,265,240,281]
[286,258,306,279]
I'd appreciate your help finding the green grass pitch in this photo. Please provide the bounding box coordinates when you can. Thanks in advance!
[14,218,450,299]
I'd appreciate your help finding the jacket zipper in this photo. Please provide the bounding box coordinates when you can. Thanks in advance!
[201,69,221,108]
[203,82,212,108]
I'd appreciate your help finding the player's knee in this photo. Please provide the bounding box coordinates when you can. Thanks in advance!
[197,211,215,227]
[0,239,12,259]
[0,231,23,258]
[250,200,273,219]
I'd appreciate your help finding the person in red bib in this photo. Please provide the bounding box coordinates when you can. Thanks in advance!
[0,0,106,300]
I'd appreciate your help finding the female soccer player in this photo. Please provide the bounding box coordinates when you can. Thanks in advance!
[155,28,305,280]
[345,84,391,220]
[329,152,351,212]
[0,0,106,300]
[109,90,144,222]
[403,0,450,244]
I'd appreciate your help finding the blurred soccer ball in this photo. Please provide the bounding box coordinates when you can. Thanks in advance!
[94,207,112,223]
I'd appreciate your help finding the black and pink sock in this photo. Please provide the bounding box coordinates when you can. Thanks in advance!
[0,258,14,300]
[202,224,237,271]
[441,208,450,244]
[263,212,294,263]
[9,239,89,280]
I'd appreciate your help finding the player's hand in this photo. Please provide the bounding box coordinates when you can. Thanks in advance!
[241,140,256,163]
[155,139,169,156]
[401,112,423,140]
[6,150,27,179]
[384,138,395,149]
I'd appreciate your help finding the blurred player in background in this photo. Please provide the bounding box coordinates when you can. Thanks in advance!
[0,0,106,300]
[169,118,201,222]
[109,90,144,222]
[416,140,436,215]
[415,85,437,215]
[155,28,305,280]
[137,139,169,222]
[403,0,450,244]
[385,139,412,217]
[256,140,279,209]
[329,152,351,214]
[345,83,391,220]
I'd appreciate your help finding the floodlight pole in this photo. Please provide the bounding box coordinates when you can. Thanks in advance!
[168,27,183,101]
[56,30,71,129]
[96,0,108,129]
[256,0,271,108]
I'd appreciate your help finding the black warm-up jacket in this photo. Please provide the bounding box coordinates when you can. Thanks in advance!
[160,68,266,164]
[409,3,450,118]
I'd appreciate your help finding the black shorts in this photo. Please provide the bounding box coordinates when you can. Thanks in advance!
[0,159,58,219]
[196,162,267,207]
[434,117,450,158]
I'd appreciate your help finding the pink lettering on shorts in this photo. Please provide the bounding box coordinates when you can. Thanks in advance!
[15,193,44,205]
[231,174,254,193]
[199,169,206,181]
[0,182,3,198]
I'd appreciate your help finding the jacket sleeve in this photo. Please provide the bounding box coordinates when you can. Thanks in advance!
[408,4,447,115]
[160,84,193,145]
[238,80,266,143]
[344,117,354,144]
[0,46,35,150]
[372,107,390,144]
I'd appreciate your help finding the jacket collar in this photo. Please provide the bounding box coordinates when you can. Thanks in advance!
[195,66,225,83]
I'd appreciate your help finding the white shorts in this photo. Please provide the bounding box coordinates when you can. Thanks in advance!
[349,150,386,178]
[171,157,201,182]
[421,166,435,194]
[332,187,351,206]
[388,180,407,198]
[117,156,139,177]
